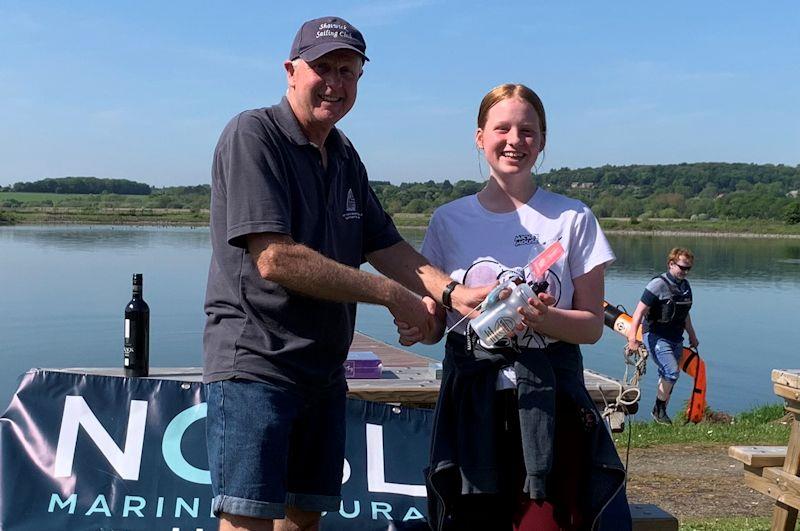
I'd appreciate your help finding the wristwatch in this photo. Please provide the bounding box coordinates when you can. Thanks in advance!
[442,280,460,311]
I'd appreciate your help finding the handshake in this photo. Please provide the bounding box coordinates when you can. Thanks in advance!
[392,280,555,348]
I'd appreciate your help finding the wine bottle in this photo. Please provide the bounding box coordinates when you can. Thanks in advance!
[123,273,150,377]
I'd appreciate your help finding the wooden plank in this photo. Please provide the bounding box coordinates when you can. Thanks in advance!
[784,419,800,474]
[767,467,800,530]
[350,332,434,367]
[771,416,800,531]
[762,467,800,499]
[629,503,678,531]
[347,387,439,405]
[744,471,800,508]
[729,446,787,468]
[347,367,439,404]
[772,502,799,531]
[773,383,800,404]
[744,464,766,476]
[772,369,800,389]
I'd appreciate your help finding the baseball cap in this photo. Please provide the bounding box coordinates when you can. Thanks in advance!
[289,16,368,63]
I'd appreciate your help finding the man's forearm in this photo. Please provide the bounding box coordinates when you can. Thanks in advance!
[254,238,400,307]
[367,241,451,302]
[685,315,697,338]
[368,241,495,318]
[628,302,648,341]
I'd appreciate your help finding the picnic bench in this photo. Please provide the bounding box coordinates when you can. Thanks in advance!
[729,369,800,531]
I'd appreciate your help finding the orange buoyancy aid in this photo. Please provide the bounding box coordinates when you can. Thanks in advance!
[603,302,707,424]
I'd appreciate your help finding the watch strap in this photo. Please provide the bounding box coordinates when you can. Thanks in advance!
[442,280,459,310]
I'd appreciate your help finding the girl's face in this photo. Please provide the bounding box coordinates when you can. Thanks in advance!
[476,97,544,181]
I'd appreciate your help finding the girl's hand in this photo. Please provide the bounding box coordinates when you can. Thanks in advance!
[517,292,555,330]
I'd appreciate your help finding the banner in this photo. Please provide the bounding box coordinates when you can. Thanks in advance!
[0,370,433,530]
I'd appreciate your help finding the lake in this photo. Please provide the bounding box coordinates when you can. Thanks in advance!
[1,225,798,416]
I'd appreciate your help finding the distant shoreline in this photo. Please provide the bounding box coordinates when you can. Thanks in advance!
[4,219,800,239]
[602,229,800,239]
[395,225,800,239]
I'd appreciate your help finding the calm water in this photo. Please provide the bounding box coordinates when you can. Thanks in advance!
[1,225,798,415]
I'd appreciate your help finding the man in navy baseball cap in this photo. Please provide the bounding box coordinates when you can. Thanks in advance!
[204,12,490,531]
[289,16,368,62]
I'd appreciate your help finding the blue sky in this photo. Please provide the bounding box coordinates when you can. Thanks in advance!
[1,1,798,187]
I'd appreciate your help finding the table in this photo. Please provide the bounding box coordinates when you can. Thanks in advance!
[769,369,800,530]
[734,370,800,531]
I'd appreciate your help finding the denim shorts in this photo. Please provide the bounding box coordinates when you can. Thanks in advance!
[644,333,683,383]
[204,379,346,519]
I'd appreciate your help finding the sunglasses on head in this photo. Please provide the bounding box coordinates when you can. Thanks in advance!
[674,263,692,271]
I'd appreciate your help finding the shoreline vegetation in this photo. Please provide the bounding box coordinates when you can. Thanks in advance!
[2,161,799,235]
[2,207,800,238]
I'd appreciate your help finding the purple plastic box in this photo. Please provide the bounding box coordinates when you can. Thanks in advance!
[344,351,383,379]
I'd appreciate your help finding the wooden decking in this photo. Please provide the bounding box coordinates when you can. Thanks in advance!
[55,331,638,412]
[350,331,433,367]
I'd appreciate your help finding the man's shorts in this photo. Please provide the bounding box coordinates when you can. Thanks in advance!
[644,332,683,383]
[204,378,346,519]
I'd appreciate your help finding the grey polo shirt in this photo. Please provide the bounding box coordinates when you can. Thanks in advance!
[203,97,402,392]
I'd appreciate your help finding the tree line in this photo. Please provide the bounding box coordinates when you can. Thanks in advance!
[8,176,152,195]
[538,162,800,222]
[374,162,800,223]
[3,162,799,223]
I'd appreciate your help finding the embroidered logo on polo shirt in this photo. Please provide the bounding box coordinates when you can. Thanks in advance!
[342,189,362,220]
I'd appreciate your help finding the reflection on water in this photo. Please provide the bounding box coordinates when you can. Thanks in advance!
[1,225,798,415]
[5,225,209,251]
[606,234,800,286]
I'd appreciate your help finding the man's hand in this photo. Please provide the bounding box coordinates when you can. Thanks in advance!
[395,296,443,346]
[450,283,497,318]
[688,334,699,349]
[388,290,435,346]
[627,336,642,353]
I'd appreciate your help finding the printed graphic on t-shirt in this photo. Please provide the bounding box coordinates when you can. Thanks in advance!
[342,189,362,220]
[513,233,540,247]
[462,250,564,349]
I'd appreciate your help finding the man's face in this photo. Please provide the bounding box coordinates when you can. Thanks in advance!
[669,256,693,280]
[285,50,363,136]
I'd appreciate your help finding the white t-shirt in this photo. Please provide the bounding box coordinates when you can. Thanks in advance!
[421,187,615,349]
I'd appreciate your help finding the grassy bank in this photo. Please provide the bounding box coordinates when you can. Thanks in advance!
[601,217,800,237]
[394,213,800,236]
[614,404,791,449]
[0,191,209,226]
[0,207,208,226]
[3,193,800,235]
